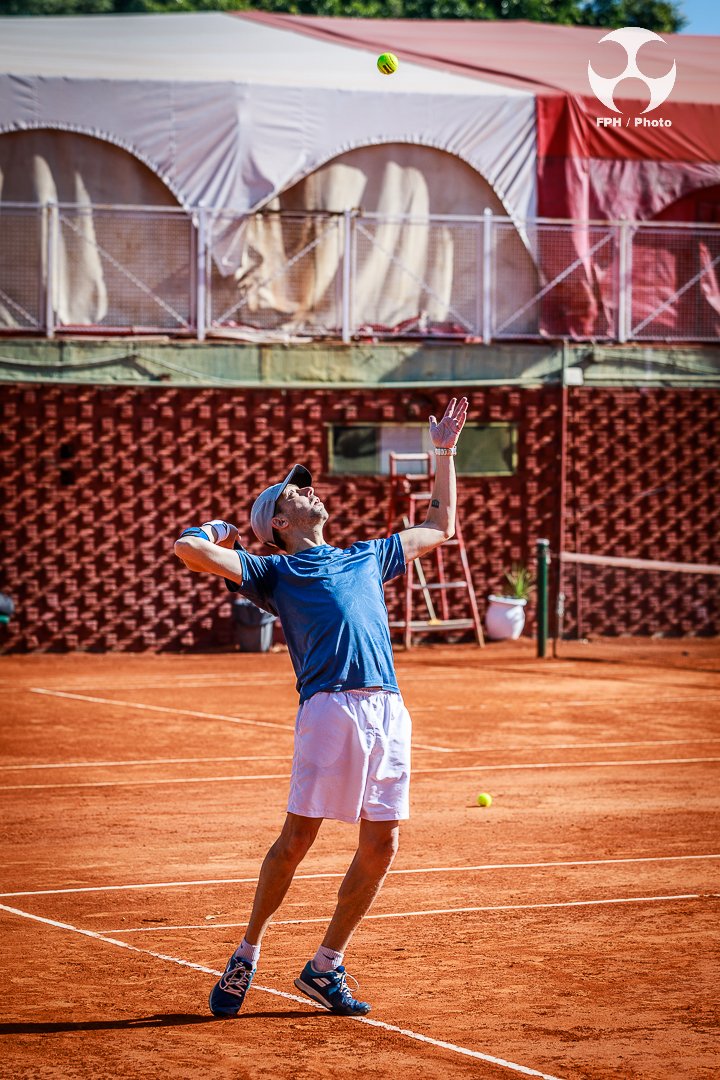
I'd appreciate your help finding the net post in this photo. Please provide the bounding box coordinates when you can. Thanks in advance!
[536,539,550,658]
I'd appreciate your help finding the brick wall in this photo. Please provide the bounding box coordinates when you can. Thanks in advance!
[562,386,719,638]
[0,383,717,651]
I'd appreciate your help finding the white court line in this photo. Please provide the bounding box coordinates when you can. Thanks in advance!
[0,755,294,772]
[410,696,719,715]
[411,737,720,754]
[146,677,289,685]
[2,736,717,771]
[14,675,290,690]
[105,892,714,933]
[544,696,720,707]
[2,853,717,898]
[0,772,291,792]
[410,742,456,752]
[0,902,564,1080]
[29,688,294,732]
[12,678,716,700]
[25,680,293,691]
[270,893,715,925]
[413,757,720,776]
[5,755,718,792]
[0,743,442,771]
[171,673,283,680]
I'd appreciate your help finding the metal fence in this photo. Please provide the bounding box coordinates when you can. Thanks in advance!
[1,203,718,343]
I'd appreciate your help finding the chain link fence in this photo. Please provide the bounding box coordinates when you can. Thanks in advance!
[54,206,195,333]
[352,214,484,338]
[0,204,44,331]
[629,224,720,343]
[1,203,718,343]
[206,210,343,337]
[492,220,620,340]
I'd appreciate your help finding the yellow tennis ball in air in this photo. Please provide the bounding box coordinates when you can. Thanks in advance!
[477,792,493,807]
[377,52,398,75]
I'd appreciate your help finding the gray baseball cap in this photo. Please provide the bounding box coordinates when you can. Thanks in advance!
[250,464,312,547]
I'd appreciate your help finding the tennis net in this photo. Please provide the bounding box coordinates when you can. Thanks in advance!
[555,550,720,643]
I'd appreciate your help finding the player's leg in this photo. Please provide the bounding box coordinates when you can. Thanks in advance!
[293,690,410,1015]
[209,812,321,1018]
[318,687,409,952]
[294,819,399,1016]
[245,811,323,943]
[321,818,400,954]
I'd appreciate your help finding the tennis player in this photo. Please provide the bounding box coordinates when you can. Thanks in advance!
[174,396,468,1018]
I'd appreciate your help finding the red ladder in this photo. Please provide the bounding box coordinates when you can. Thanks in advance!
[386,452,484,649]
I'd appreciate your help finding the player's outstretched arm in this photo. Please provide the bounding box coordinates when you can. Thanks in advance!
[174,520,244,586]
[399,396,468,564]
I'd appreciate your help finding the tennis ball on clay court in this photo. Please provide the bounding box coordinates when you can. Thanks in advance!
[476,792,493,807]
[377,52,399,75]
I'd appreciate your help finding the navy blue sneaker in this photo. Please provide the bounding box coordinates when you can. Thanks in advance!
[209,954,255,1017]
[294,962,371,1016]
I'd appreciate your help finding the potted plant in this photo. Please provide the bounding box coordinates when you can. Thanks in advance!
[485,564,535,641]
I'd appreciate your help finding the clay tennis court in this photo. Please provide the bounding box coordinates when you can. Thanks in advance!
[2,638,718,1080]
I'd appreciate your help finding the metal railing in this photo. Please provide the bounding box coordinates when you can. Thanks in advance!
[1,203,718,343]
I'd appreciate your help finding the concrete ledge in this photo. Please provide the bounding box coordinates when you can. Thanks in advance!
[0,338,718,387]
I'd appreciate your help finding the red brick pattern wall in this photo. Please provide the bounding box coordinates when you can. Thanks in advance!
[0,383,717,651]
[562,387,719,638]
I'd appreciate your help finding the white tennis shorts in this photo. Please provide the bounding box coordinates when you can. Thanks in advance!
[287,689,412,824]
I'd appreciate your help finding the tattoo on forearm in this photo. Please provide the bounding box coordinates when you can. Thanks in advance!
[431,499,440,508]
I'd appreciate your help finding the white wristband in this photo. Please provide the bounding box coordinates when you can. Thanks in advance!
[434,447,457,456]
[202,519,231,543]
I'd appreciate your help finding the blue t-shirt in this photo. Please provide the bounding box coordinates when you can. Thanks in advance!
[226,535,407,703]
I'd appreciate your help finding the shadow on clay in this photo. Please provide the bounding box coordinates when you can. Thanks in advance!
[0,1010,319,1034]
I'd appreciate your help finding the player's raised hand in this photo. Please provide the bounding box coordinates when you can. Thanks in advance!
[428,397,468,450]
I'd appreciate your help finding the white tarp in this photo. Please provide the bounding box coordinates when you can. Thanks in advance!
[0,12,536,222]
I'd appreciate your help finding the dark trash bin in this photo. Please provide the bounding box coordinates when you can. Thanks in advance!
[231,596,276,653]
[0,593,14,626]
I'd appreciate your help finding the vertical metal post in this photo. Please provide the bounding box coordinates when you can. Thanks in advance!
[482,207,493,344]
[45,201,57,339]
[341,209,352,344]
[617,219,630,343]
[404,490,415,650]
[196,206,207,343]
[554,342,569,658]
[624,219,633,342]
[536,538,550,658]
[475,220,482,337]
[575,520,584,640]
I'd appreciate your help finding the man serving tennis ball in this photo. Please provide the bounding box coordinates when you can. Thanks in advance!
[174,396,468,1018]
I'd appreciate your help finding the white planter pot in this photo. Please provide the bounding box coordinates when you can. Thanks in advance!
[485,595,528,641]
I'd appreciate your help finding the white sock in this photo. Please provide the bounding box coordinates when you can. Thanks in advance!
[234,937,261,967]
[312,945,344,973]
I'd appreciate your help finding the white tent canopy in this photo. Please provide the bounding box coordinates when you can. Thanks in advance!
[0,12,536,220]
[0,13,543,335]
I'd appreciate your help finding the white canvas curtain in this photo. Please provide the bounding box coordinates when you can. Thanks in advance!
[0,129,178,328]
[0,131,537,332]
[210,143,537,336]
